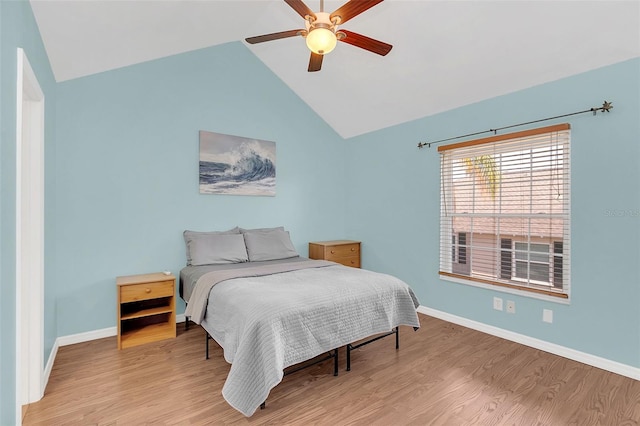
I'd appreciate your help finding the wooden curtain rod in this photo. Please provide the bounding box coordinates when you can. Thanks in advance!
[417,101,613,149]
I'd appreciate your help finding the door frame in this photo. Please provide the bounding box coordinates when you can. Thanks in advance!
[15,47,45,422]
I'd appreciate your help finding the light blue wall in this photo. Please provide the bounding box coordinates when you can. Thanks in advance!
[0,1,57,424]
[54,42,346,337]
[2,6,637,423]
[345,58,640,368]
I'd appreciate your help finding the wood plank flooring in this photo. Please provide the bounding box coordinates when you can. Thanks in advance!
[24,314,640,425]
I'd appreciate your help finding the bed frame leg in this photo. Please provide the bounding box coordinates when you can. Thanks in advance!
[333,348,339,376]
[185,316,190,331]
[260,401,266,410]
[205,332,210,359]
[395,326,399,349]
[346,344,352,372]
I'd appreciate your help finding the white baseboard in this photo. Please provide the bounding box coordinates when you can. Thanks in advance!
[55,314,187,347]
[43,340,58,395]
[43,314,188,391]
[57,326,117,347]
[418,306,640,381]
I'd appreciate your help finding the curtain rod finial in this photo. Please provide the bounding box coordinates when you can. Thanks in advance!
[418,142,430,149]
[592,101,613,115]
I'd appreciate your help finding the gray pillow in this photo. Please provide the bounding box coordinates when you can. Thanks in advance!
[183,227,240,265]
[243,229,299,262]
[188,233,248,266]
[239,226,285,234]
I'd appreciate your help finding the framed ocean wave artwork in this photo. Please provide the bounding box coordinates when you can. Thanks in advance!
[199,131,276,196]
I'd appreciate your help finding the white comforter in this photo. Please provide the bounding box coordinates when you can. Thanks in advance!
[189,261,420,416]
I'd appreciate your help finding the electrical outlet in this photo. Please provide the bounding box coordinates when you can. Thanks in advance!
[493,297,503,311]
[506,300,516,314]
[543,309,553,323]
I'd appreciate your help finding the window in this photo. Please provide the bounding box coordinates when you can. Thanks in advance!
[513,242,550,284]
[439,124,570,299]
[457,232,467,265]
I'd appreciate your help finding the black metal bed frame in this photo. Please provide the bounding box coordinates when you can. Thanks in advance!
[203,326,402,410]
[204,332,339,378]
[346,327,399,371]
[205,332,339,410]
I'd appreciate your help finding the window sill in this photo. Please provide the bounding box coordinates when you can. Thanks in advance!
[511,277,552,287]
[440,272,570,305]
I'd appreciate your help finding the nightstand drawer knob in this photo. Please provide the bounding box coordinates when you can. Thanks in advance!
[351,247,355,251]
[145,288,151,293]
[330,250,335,254]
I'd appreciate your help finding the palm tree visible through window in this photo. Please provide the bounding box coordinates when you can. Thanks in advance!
[462,155,500,199]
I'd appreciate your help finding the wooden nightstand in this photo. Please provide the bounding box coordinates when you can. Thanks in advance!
[309,240,361,268]
[116,272,176,349]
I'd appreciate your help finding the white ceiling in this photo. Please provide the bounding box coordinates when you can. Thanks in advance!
[30,0,640,139]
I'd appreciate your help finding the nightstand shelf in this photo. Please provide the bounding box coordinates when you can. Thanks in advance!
[120,321,176,348]
[116,272,176,349]
[120,304,174,321]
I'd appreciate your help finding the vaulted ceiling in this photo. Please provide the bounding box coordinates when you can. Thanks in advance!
[29,0,640,138]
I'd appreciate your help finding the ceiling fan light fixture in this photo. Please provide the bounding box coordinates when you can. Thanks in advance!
[305,26,337,55]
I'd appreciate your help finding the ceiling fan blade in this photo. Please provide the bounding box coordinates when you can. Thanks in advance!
[308,52,323,72]
[245,29,303,44]
[285,0,317,20]
[338,30,392,56]
[330,0,384,25]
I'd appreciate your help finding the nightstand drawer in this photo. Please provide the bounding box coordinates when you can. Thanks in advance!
[120,281,174,303]
[325,244,360,258]
[332,255,360,268]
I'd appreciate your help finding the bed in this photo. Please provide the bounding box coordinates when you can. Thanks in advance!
[180,227,421,417]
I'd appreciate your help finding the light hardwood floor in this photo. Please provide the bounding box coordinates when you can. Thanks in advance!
[24,314,640,425]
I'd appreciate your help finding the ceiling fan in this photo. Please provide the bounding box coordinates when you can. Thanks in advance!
[245,0,392,72]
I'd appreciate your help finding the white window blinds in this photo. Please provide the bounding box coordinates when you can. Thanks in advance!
[439,124,570,299]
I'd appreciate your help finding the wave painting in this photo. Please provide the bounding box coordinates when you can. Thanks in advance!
[199,131,276,196]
